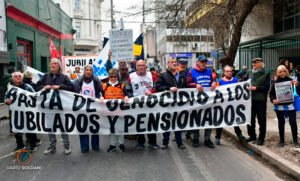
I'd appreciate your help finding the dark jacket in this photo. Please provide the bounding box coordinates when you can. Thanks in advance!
[156,69,187,92]
[36,72,73,92]
[251,69,270,102]
[23,78,37,91]
[2,73,13,93]
[74,75,102,98]
[269,77,300,105]
[237,71,249,81]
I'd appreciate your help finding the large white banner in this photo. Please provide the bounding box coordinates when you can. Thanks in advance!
[109,29,133,62]
[7,81,251,135]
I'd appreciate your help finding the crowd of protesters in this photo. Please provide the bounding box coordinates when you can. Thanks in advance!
[2,53,300,156]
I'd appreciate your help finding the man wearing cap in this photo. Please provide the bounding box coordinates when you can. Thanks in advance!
[247,58,270,146]
[187,55,217,148]
[177,59,189,77]
[237,66,249,82]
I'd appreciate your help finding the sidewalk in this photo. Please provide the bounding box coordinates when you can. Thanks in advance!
[224,101,300,179]
[0,103,9,120]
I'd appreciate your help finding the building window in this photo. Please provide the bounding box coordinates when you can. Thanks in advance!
[75,0,80,9]
[17,40,32,68]
[75,22,81,38]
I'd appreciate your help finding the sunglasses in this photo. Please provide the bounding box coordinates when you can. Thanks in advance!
[109,76,117,78]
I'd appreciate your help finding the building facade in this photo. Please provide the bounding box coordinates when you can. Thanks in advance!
[155,0,215,69]
[52,0,104,55]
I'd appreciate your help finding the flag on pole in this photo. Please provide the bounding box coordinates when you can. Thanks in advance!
[59,45,63,62]
[133,34,144,60]
[48,36,59,59]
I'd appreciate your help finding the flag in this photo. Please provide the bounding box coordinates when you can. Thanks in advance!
[103,37,109,48]
[59,45,63,62]
[133,44,142,56]
[133,34,144,60]
[48,36,59,59]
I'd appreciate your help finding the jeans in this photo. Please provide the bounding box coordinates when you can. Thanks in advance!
[192,129,212,141]
[109,134,124,146]
[137,134,157,145]
[162,131,182,145]
[247,100,267,141]
[275,110,298,143]
[79,135,99,150]
[215,127,242,139]
[49,134,69,148]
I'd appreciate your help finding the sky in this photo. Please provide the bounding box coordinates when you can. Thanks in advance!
[101,0,155,40]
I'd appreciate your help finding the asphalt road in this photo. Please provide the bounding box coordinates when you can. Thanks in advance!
[0,117,284,181]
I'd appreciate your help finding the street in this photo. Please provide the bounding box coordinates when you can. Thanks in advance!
[0,117,284,181]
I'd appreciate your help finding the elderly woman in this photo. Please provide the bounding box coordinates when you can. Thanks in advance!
[23,71,36,90]
[247,58,270,146]
[36,58,74,155]
[74,65,102,153]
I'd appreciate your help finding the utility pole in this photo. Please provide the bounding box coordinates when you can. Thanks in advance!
[111,0,114,29]
[143,0,145,24]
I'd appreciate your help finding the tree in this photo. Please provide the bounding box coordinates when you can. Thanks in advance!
[123,0,263,66]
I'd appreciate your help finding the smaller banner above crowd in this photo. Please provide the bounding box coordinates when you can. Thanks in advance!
[62,55,98,74]
[7,81,251,135]
[109,29,133,62]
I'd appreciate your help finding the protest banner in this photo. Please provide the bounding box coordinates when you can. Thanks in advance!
[62,55,98,74]
[109,29,133,62]
[7,81,251,135]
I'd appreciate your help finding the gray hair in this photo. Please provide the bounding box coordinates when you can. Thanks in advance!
[49,58,62,71]
[84,65,93,71]
[223,65,233,71]
[168,56,177,63]
[12,72,23,78]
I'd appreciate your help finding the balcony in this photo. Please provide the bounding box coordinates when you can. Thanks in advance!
[74,38,99,47]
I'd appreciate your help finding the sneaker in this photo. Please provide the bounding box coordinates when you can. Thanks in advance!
[177,144,186,150]
[238,135,247,142]
[161,144,168,149]
[136,144,145,150]
[256,140,264,146]
[81,149,89,153]
[30,146,37,152]
[64,147,72,155]
[215,138,220,145]
[192,139,200,147]
[119,144,126,152]
[246,137,256,142]
[294,142,300,148]
[277,142,285,148]
[149,143,160,149]
[92,147,99,151]
[14,146,25,152]
[204,139,215,148]
[107,145,117,152]
[44,146,56,155]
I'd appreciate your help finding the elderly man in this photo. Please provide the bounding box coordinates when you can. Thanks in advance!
[177,59,189,77]
[156,57,186,149]
[128,60,160,150]
[187,55,217,148]
[237,66,249,82]
[74,65,101,153]
[36,58,74,155]
[5,72,38,152]
[215,65,247,145]
[247,58,270,145]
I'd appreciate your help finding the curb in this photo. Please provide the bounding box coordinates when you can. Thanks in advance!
[223,129,300,180]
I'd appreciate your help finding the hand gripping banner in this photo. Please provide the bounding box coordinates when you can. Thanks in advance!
[7,81,251,135]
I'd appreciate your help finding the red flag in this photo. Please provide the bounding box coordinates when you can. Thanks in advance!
[59,45,63,62]
[48,36,59,59]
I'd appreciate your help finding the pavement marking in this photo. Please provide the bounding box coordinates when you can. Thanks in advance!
[184,145,216,181]
[0,152,15,160]
[168,144,194,181]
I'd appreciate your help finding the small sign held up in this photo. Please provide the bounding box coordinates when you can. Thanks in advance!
[109,29,133,62]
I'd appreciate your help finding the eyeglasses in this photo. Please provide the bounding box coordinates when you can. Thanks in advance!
[14,75,22,78]
[109,76,117,79]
